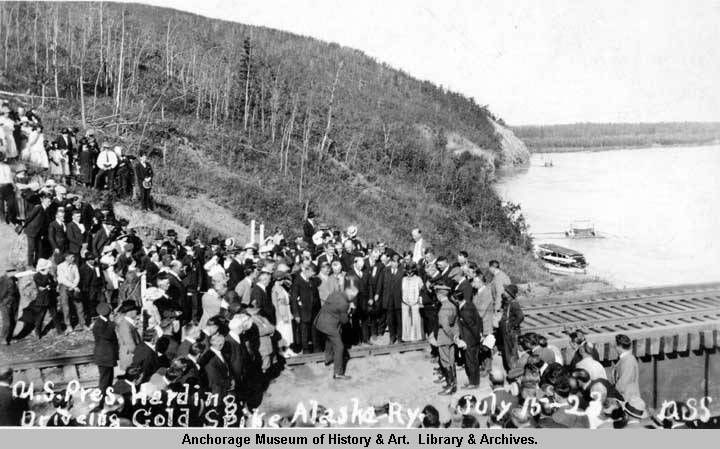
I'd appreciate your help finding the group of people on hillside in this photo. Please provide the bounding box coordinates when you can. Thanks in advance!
[0,101,710,429]
[0,100,155,233]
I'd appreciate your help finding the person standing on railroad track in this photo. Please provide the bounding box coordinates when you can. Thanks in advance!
[92,302,119,408]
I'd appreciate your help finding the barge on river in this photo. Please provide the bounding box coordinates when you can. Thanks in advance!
[535,243,588,275]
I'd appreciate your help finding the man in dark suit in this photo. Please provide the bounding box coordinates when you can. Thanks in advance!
[131,329,161,384]
[23,194,52,266]
[302,210,316,250]
[377,255,404,344]
[345,254,371,344]
[456,292,484,388]
[66,208,86,260]
[56,128,75,171]
[79,256,104,321]
[290,264,321,353]
[498,284,524,371]
[315,244,338,267]
[250,271,275,325]
[134,152,154,211]
[91,220,113,257]
[315,286,356,380]
[0,367,28,426]
[204,333,232,396]
[367,251,385,338]
[455,262,476,304]
[93,302,119,404]
[0,269,20,346]
[436,256,458,291]
[47,207,69,263]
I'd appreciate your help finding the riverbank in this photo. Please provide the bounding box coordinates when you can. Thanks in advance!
[529,140,720,153]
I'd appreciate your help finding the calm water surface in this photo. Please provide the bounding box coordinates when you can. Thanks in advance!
[496,145,720,288]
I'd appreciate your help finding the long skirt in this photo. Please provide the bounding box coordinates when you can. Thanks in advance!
[401,303,423,342]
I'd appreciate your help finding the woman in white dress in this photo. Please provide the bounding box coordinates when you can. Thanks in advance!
[0,113,18,159]
[21,124,49,169]
[401,263,424,342]
[271,272,296,356]
[47,141,70,180]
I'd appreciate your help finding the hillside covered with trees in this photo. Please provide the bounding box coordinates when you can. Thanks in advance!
[0,1,543,280]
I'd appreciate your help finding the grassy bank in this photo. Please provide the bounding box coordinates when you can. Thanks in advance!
[513,122,720,152]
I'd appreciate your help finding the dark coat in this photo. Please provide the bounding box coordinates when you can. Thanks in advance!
[378,266,404,310]
[47,220,68,253]
[345,268,371,313]
[91,227,112,257]
[499,299,524,335]
[0,275,19,310]
[92,317,119,368]
[23,203,50,238]
[66,221,86,255]
[226,259,244,290]
[79,263,104,293]
[222,335,250,386]
[250,284,275,325]
[131,342,161,384]
[314,291,350,336]
[302,219,315,247]
[0,385,28,426]
[203,351,232,396]
[289,275,321,323]
[457,301,483,347]
[368,261,385,300]
[455,278,474,303]
[33,272,56,307]
[134,161,153,188]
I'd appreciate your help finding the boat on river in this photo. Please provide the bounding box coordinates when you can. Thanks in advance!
[565,220,600,238]
[535,243,588,275]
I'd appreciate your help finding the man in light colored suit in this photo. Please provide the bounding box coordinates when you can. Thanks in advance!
[115,301,141,372]
[612,334,641,401]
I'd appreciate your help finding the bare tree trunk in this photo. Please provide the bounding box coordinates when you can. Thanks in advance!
[298,110,313,202]
[317,61,343,160]
[52,5,59,105]
[115,11,125,134]
[243,44,251,132]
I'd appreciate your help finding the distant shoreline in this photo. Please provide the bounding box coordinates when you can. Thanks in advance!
[529,140,720,154]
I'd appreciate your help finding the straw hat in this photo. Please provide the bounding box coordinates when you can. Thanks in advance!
[36,258,52,272]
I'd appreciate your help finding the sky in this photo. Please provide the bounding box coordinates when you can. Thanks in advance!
[129,0,720,125]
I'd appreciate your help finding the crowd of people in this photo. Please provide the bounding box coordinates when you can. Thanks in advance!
[0,99,155,234]
[0,100,714,428]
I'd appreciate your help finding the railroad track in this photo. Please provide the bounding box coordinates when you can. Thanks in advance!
[9,282,720,389]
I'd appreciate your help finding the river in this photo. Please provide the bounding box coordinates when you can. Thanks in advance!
[496,145,720,288]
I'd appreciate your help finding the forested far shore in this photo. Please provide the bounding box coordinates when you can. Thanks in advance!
[513,122,720,152]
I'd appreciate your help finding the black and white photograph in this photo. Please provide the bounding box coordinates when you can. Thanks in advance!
[0,0,719,432]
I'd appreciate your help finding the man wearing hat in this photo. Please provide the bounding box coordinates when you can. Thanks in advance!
[94,142,119,190]
[303,209,317,251]
[91,218,114,258]
[498,284,524,371]
[134,151,154,211]
[290,263,321,353]
[116,301,141,372]
[435,283,459,395]
[22,193,52,266]
[93,302,119,402]
[623,397,649,428]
